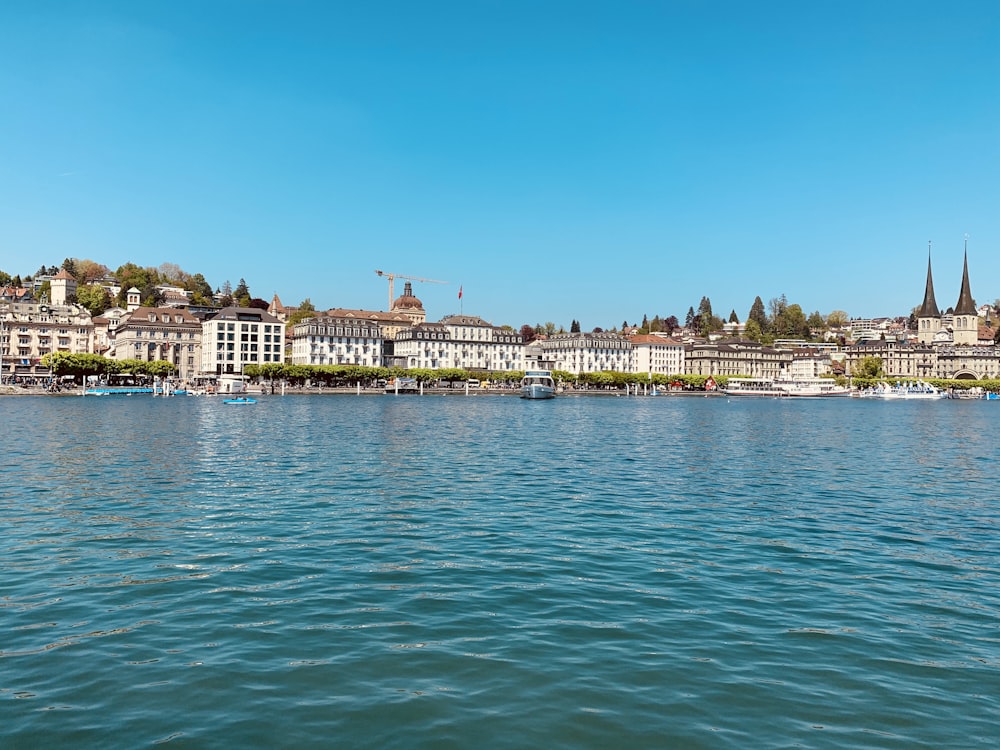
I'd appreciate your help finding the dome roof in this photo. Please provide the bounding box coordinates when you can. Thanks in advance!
[393,294,423,309]
[391,282,424,311]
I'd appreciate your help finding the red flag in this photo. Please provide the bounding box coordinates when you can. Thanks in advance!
[458,285,463,299]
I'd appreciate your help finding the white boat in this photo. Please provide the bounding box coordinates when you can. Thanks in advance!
[521,370,556,399]
[857,380,944,400]
[722,376,851,398]
[773,376,852,398]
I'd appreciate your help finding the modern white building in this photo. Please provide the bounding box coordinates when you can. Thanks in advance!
[201,307,285,377]
[291,315,384,366]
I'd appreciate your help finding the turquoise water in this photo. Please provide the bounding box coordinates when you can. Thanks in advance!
[3,394,998,748]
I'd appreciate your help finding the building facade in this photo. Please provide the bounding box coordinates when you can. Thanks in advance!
[0,301,94,378]
[685,340,792,378]
[393,322,452,370]
[200,307,285,377]
[393,316,523,372]
[850,245,1000,379]
[108,306,203,382]
[537,332,635,376]
[630,334,685,375]
[291,315,384,366]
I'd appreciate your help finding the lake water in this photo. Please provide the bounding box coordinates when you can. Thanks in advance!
[3,393,999,748]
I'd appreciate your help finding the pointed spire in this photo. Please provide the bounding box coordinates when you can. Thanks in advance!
[917,241,940,318]
[954,236,976,316]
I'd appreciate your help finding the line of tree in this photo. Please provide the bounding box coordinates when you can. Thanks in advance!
[39,352,178,380]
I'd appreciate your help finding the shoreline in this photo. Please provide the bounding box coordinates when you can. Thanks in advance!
[1,385,710,398]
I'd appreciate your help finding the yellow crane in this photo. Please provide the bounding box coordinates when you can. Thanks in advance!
[374,270,448,309]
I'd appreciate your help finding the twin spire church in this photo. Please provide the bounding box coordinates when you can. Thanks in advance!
[916,240,981,346]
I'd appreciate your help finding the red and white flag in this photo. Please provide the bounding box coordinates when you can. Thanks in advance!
[458,285,463,299]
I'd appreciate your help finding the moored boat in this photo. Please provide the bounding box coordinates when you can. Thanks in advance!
[521,370,556,399]
[223,397,257,404]
[722,376,851,398]
[857,380,944,400]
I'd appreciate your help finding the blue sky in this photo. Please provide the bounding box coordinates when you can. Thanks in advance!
[1,1,998,329]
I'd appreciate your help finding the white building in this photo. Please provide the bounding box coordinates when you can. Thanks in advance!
[201,307,285,377]
[393,315,523,372]
[440,315,523,372]
[291,315,384,366]
[393,322,452,370]
[537,332,635,375]
[630,334,685,375]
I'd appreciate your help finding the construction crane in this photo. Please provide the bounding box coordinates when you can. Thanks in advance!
[374,270,448,309]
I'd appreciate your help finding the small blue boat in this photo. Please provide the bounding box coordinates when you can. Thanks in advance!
[223,397,257,405]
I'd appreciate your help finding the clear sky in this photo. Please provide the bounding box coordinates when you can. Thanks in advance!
[1,1,998,330]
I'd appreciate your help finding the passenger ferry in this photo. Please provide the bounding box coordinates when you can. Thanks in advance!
[722,376,851,398]
[856,380,944,400]
[521,370,556,400]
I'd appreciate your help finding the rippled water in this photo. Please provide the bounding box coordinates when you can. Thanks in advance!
[3,394,999,748]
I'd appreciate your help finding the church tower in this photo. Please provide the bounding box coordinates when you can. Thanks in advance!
[916,242,941,344]
[952,238,978,346]
[126,287,142,312]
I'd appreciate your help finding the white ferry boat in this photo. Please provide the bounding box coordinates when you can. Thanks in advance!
[722,376,851,398]
[521,370,556,399]
[856,380,944,400]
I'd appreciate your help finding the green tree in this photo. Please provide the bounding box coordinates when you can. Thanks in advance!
[570,319,581,333]
[114,263,161,307]
[76,284,111,316]
[287,298,317,327]
[743,318,763,342]
[855,356,884,378]
[697,296,713,320]
[184,273,215,306]
[233,278,251,307]
[806,310,825,330]
[774,303,808,338]
[728,309,739,324]
[748,296,768,333]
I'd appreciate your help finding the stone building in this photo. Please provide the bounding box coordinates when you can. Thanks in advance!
[108,307,203,382]
[0,300,94,379]
[536,331,635,376]
[684,339,791,378]
[393,315,523,372]
[291,315,384,367]
[848,244,1000,379]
